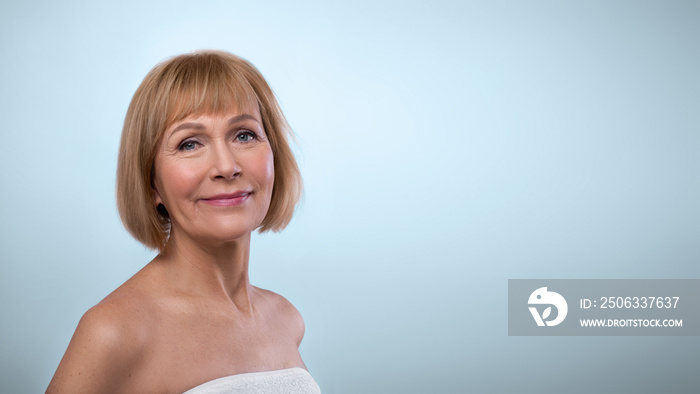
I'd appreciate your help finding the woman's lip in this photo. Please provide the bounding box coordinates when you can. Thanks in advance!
[200,192,252,206]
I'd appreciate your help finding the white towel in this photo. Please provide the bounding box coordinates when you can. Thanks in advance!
[183,367,321,394]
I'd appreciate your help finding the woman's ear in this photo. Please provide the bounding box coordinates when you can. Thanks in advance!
[154,187,170,218]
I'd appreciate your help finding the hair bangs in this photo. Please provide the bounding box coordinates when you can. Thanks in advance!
[163,56,260,126]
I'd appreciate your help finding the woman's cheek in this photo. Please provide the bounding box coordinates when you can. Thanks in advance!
[162,160,203,201]
[259,148,275,188]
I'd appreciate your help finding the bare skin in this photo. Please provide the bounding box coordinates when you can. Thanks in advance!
[48,111,307,393]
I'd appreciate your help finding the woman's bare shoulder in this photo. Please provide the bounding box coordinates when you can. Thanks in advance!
[47,276,158,393]
[254,287,306,345]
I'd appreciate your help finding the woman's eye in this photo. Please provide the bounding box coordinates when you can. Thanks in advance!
[179,141,198,151]
[237,131,256,142]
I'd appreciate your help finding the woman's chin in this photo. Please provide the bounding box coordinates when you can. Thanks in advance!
[170,216,264,246]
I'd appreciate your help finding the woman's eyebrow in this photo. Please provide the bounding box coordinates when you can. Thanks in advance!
[170,122,205,136]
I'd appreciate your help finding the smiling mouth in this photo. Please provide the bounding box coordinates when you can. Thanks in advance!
[200,192,252,207]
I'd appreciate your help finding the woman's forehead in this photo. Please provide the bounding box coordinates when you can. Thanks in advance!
[169,105,262,126]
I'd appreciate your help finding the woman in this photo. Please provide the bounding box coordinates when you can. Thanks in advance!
[47,50,320,393]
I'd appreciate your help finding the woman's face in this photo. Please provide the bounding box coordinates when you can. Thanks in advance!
[153,105,274,246]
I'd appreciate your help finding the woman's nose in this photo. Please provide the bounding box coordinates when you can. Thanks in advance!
[209,142,241,180]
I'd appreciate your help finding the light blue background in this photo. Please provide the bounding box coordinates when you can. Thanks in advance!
[1,1,698,393]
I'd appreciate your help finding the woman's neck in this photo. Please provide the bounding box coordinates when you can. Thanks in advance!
[154,229,255,313]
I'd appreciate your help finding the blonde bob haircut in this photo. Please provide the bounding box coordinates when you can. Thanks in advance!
[117,50,302,251]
